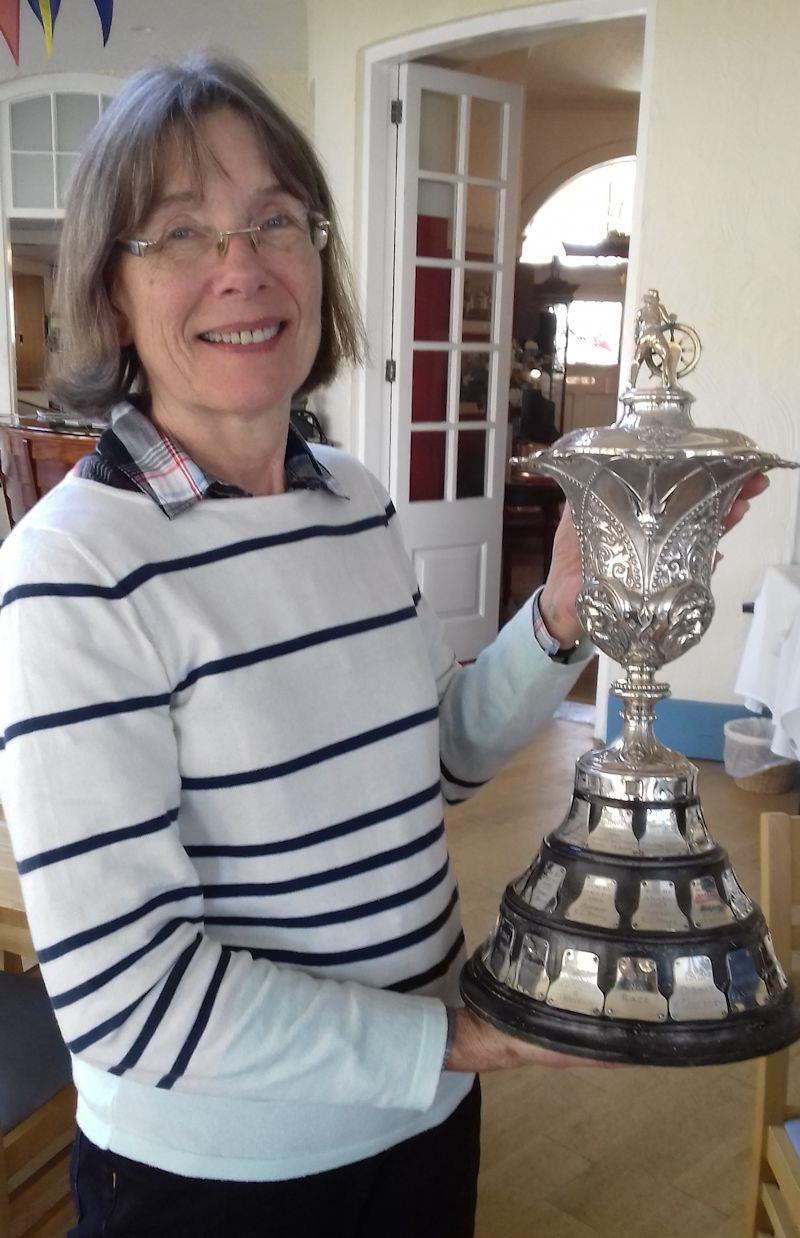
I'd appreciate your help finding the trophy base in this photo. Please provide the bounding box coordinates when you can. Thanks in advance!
[461,949,800,1066]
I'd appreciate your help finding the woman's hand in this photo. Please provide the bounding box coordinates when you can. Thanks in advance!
[445,1006,601,1072]
[537,474,770,648]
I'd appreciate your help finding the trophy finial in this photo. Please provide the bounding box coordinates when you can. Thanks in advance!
[629,289,702,390]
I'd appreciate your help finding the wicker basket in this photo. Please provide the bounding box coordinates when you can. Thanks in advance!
[724,716,798,794]
[733,763,798,794]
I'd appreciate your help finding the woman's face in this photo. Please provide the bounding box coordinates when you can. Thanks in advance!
[110,108,323,437]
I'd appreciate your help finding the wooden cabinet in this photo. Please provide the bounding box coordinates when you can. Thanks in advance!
[0,423,98,528]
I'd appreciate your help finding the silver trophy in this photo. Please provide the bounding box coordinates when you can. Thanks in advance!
[461,290,800,1064]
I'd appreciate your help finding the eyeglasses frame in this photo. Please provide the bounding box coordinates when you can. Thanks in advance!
[117,210,331,261]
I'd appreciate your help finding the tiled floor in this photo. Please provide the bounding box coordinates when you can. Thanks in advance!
[446,712,798,1238]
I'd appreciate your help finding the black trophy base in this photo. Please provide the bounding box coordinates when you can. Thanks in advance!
[461,949,800,1067]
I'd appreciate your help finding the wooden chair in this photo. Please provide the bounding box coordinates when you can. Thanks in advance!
[0,425,97,529]
[0,923,76,1236]
[748,812,800,1237]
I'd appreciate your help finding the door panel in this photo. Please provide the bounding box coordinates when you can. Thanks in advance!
[391,63,523,660]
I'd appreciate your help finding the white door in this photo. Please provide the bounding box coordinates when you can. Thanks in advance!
[389,63,523,661]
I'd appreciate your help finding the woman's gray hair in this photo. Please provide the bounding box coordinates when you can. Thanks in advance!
[49,54,364,418]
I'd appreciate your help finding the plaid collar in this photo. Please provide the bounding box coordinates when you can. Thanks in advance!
[77,401,347,520]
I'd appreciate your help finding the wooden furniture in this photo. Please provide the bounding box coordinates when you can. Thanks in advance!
[0,816,35,973]
[0,813,75,1235]
[747,811,800,1237]
[500,476,562,615]
[0,423,98,529]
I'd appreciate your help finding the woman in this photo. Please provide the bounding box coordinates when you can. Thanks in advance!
[0,56,762,1238]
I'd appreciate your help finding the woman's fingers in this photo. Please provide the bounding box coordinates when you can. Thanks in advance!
[721,473,769,535]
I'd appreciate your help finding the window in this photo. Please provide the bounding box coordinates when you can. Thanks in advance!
[9,92,110,212]
[521,158,636,268]
[555,301,623,367]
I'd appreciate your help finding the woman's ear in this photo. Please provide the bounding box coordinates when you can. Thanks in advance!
[108,286,132,347]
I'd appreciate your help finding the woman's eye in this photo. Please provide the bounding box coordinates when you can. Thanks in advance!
[165,225,195,242]
[260,213,294,230]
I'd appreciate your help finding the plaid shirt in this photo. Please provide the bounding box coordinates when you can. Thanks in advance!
[75,401,347,519]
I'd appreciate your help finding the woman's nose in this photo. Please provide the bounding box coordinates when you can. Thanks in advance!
[212,230,272,293]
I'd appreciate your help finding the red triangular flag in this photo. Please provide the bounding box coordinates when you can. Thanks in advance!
[0,0,20,64]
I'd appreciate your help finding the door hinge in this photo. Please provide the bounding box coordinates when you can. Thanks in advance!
[390,98,403,125]
[385,359,396,382]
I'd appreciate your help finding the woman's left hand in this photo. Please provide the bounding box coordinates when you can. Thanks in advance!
[537,473,770,650]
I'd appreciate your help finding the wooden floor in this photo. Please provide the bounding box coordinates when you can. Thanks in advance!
[446,712,799,1238]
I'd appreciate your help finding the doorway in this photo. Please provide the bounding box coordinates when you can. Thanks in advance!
[358,3,648,722]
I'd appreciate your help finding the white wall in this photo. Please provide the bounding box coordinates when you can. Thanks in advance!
[623,0,800,706]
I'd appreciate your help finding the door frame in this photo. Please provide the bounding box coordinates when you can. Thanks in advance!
[356,0,656,734]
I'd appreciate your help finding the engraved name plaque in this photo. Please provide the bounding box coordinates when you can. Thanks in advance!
[547,949,604,1017]
[564,875,620,929]
[631,879,690,933]
[605,957,668,1022]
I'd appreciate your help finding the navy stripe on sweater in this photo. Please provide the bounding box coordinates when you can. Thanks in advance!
[3,608,420,755]
[202,822,444,900]
[182,706,439,791]
[186,781,440,859]
[175,606,416,694]
[68,990,151,1055]
[0,514,389,612]
[0,692,170,752]
[205,860,450,929]
[157,950,233,1089]
[235,887,459,968]
[17,807,180,875]
[110,935,203,1077]
[38,886,201,964]
[50,916,204,1009]
[387,928,465,993]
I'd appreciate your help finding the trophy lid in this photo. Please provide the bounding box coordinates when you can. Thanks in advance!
[537,290,783,467]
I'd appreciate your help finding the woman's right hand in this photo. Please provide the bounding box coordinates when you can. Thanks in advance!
[445,1006,602,1072]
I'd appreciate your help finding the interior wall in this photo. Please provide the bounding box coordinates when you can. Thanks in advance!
[521,101,638,223]
[621,0,800,707]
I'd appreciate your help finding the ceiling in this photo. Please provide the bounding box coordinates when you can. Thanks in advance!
[422,15,644,109]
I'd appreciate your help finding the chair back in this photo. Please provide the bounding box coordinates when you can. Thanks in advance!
[0,915,75,1236]
[747,811,800,1237]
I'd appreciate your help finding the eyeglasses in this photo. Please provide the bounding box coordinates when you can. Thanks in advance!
[117,210,330,268]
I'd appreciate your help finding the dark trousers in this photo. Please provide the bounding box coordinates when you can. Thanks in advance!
[68,1080,481,1238]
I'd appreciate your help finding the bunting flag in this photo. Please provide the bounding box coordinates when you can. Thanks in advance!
[26,0,61,57]
[91,0,111,45]
[0,1,114,60]
[0,0,20,63]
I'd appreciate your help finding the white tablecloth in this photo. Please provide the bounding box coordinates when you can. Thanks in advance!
[735,565,800,758]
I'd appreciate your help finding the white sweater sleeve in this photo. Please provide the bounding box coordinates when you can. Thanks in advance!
[0,525,446,1111]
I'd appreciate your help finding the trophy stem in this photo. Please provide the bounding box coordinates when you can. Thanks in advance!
[612,666,671,764]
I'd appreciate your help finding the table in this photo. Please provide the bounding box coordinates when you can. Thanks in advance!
[734,565,800,759]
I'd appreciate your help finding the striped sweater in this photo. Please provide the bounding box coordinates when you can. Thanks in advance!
[0,445,590,1180]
